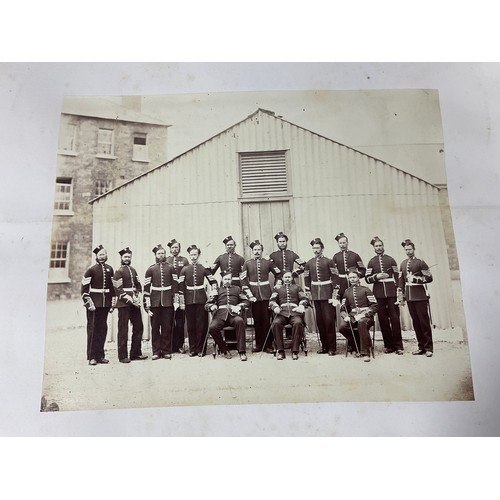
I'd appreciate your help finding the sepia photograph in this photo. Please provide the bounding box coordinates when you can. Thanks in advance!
[41,88,473,412]
[2,61,499,441]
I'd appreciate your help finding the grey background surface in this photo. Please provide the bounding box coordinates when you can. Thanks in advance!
[1,62,499,436]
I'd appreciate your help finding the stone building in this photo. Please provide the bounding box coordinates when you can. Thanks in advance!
[47,97,170,300]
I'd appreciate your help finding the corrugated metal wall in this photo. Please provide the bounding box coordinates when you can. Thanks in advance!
[93,110,458,330]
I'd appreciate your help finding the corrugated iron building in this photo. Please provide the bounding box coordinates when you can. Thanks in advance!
[91,109,464,334]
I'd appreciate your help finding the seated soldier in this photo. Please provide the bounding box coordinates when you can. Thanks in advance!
[205,272,250,361]
[269,271,309,360]
[339,270,378,362]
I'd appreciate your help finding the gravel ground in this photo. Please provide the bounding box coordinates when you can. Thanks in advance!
[41,300,474,412]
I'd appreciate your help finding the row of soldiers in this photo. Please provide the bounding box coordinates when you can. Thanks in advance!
[81,232,434,365]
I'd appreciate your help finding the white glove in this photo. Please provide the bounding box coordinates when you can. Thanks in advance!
[231,305,241,314]
[273,306,281,315]
[293,305,305,314]
[354,313,364,322]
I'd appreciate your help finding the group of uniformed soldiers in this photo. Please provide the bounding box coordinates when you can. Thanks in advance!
[81,232,434,365]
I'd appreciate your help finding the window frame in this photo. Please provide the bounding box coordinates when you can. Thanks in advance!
[53,177,74,215]
[96,128,117,159]
[132,132,149,162]
[95,179,113,197]
[48,241,71,283]
[58,123,78,156]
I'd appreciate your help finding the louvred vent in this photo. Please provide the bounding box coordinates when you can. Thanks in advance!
[240,151,287,196]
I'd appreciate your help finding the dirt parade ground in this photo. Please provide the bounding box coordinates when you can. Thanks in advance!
[41,299,474,413]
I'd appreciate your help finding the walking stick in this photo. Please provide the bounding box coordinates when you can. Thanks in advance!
[309,298,322,352]
[424,284,435,328]
[341,304,359,355]
[260,312,276,359]
[87,308,96,363]
[201,313,213,359]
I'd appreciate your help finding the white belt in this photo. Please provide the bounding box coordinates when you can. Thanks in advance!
[186,284,205,290]
[281,302,298,307]
[312,280,331,285]
[353,307,369,313]
[231,277,240,281]
[151,285,172,291]
[218,304,230,309]
[379,278,395,283]
[90,287,110,293]
[338,274,348,278]
[405,282,421,286]
[123,287,136,292]
[249,280,270,286]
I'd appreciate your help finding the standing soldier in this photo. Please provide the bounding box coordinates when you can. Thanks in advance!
[112,247,148,363]
[269,231,306,282]
[365,237,404,355]
[178,244,218,357]
[398,239,434,357]
[210,236,245,286]
[205,272,250,361]
[143,244,179,360]
[81,245,116,366]
[166,239,189,354]
[269,271,310,360]
[339,270,379,362]
[241,240,282,353]
[304,238,340,356]
[332,232,366,298]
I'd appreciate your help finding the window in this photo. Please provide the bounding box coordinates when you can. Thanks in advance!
[240,150,288,197]
[58,124,77,154]
[95,179,113,196]
[48,242,70,283]
[54,178,73,213]
[132,132,149,161]
[97,128,115,156]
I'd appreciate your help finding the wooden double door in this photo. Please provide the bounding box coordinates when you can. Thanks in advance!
[241,200,291,260]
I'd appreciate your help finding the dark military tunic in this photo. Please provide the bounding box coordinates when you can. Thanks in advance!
[210,252,245,285]
[332,250,366,297]
[398,256,434,352]
[81,261,115,361]
[144,261,179,357]
[339,284,378,356]
[241,257,281,351]
[269,249,305,277]
[112,264,144,361]
[303,255,339,353]
[166,254,189,352]
[205,284,249,354]
[143,262,178,308]
[365,253,403,351]
[269,283,309,354]
[178,263,217,355]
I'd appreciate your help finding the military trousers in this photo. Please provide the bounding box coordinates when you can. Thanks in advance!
[86,307,110,361]
[376,297,403,351]
[272,314,305,353]
[150,306,174,356]
[117,305,144,360]
[408,300,433,352]
[185,303,208,355]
